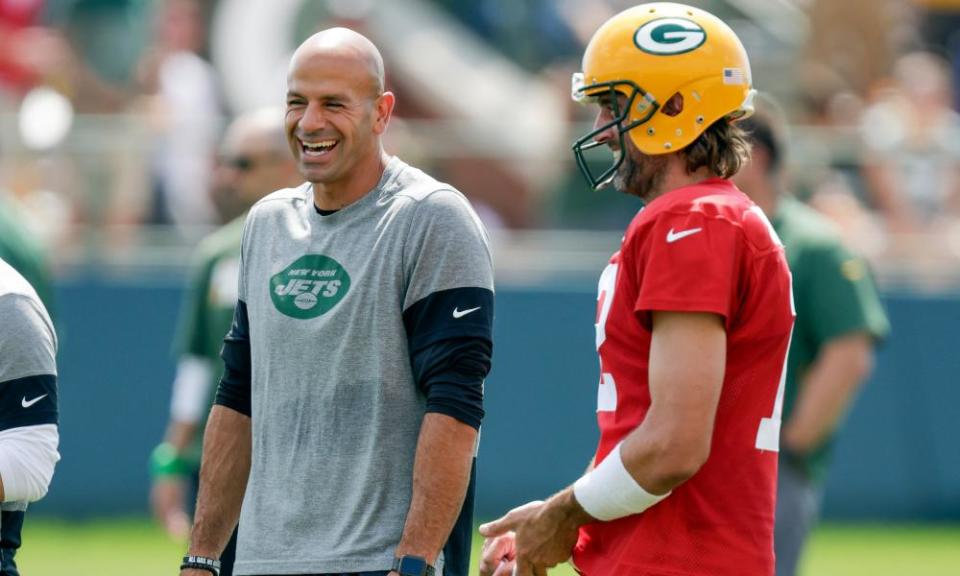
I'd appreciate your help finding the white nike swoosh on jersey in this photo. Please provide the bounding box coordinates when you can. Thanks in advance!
[452,306,481,319]
[21,394,48,408]
[666,227,703,243]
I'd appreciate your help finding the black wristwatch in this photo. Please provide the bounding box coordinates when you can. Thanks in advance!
[180,555,221,575]
[392,555,435,576]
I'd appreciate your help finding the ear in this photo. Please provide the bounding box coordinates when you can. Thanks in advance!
[373,91,396,134]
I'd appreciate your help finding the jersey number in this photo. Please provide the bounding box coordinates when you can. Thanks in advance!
[750,205,794,452]
[755,333,790,451]
[595,263,619,412]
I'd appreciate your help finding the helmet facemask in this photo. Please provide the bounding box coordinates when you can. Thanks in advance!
[571,74,660,191]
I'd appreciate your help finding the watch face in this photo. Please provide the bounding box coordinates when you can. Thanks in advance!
[396,555,429,576]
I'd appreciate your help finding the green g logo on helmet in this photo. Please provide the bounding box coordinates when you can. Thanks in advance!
[634,17,706,55]
[270,254,350,319]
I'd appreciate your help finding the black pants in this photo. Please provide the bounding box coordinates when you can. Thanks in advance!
[0,509,24,576]
[220,525,238,576]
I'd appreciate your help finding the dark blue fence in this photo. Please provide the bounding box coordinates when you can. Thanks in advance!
[31,275,960,521]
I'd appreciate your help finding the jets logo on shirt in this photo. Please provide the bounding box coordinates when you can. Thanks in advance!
[270,254,351,319]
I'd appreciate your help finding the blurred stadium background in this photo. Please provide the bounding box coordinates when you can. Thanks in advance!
[2,0,960,574]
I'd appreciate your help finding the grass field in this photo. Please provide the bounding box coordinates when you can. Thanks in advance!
[16,517,960,576]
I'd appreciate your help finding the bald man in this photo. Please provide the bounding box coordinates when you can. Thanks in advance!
[151,108,300,576]
[180,29,494,576]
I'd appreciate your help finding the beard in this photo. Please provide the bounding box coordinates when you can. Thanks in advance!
[612,145,669,202]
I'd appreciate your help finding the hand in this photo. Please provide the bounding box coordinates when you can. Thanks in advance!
[781,424,817,457]
[150,476,191,540]
[180,570,213,576]
[478,529,516,576]
[480,494,588,576]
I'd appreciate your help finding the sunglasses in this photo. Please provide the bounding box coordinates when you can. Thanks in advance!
[222,153,279,172]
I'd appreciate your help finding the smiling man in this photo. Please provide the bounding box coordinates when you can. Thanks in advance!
[480,4,794,576]
[180,28,494,576]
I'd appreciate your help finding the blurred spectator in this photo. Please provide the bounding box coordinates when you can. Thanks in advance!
[41,0,150,113]
[429,0,582,72]
[793,63,889,259]
[797,62,865,131]
[802,0,915,98]
[137,0,223,231]
[860,51,960,236]
[735,95,890,576]
[0,1,149,240]
[0,0,46,103]
[0,2,75,110]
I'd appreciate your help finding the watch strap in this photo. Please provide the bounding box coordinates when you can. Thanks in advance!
[392,554,435,576]
[180,555,221,575]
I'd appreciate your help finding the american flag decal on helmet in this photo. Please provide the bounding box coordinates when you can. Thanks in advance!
[723,68,745,85]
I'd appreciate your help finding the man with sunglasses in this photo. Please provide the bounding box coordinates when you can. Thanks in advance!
[480,4,793,576]
[150,107,299,576]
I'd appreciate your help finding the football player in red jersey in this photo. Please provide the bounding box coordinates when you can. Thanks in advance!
[479,4,795,576]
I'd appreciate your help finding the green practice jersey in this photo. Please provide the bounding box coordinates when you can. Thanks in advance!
[172,216,245,464]
[773,196,890,481]
[0,196,52,310]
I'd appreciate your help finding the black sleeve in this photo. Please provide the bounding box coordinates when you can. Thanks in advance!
[214,300,252,417]
[0,374,58,431]
[403,287,493,430]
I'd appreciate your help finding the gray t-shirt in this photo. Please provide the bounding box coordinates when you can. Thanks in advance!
[0,259,57,385]
[233,157,493,575]
[0,258,58,537]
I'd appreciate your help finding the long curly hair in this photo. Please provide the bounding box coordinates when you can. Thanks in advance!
[682,119,751,179]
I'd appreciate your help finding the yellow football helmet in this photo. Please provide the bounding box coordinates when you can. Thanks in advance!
[572,2,755,189]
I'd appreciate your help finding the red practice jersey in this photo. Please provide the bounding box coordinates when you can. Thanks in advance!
[572,178,795,576]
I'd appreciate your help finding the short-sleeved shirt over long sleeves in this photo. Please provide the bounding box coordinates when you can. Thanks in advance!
[227,157,494,576]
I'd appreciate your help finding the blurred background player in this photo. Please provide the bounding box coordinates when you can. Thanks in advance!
[0,256,60,575]
[480,4,793,576]
[734,95,890,576]
[149,107,298,575]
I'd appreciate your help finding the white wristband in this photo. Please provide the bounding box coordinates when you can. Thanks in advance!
[573,441,669,521]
